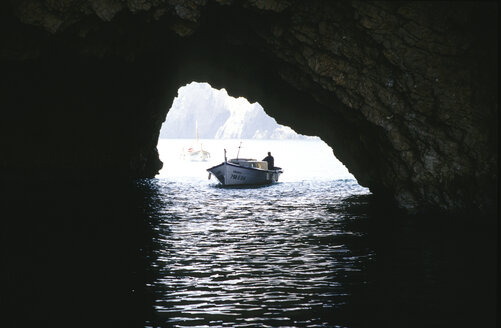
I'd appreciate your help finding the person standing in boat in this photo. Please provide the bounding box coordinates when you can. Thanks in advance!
[263,152,274,170]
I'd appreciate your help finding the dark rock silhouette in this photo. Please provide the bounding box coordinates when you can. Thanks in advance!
[0,1,497,214]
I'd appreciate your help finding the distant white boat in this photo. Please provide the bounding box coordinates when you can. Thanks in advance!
[183,146,210,162]
[181,121,210,162]
[207,146,283,186]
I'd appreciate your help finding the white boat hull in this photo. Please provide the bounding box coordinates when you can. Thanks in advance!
[207,162,282,186]
[181,148,210,162]
[188,150,210,162]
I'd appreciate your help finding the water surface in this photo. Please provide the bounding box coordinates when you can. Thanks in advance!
[0,139,496,327]
[149,179,370,327]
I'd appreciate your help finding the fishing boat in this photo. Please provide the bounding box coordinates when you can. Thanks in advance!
[207,145,283,186]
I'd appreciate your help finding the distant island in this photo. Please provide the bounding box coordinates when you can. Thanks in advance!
[160,82,317,140]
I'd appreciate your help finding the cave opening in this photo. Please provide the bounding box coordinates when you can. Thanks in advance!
[0,2,497,326]
[156,81,355,184]
[0,1,494,213]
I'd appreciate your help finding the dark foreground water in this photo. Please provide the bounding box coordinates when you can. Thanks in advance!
[0,179,497,327]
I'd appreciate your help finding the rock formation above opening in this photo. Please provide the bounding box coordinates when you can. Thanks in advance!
[0,1,497,214]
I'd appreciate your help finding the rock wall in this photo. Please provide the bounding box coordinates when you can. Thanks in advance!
[0,1,497,214]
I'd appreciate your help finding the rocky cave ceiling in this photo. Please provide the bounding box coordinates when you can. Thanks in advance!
[0,0,497,215]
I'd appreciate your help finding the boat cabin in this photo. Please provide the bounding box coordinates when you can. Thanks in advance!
[229,159,269,170]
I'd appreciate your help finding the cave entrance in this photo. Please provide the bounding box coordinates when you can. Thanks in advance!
[156,82,354,182]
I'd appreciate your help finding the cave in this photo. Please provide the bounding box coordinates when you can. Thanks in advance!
[0,1,497,214]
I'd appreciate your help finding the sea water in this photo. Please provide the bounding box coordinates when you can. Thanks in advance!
[157,138,355,182]
[0,139,496,327]
[152,139,374,326]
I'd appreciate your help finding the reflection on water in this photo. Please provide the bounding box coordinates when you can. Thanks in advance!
[0,178,496,327]
[149,179,371,327]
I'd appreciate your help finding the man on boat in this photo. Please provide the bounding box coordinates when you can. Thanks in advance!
[263,152,274,170]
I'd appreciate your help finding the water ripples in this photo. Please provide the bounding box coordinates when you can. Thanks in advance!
[147,179,372,327]
[1,178,495,327]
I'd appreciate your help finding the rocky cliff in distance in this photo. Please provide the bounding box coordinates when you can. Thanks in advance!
[0,1,497,215]
[159,82,313,139]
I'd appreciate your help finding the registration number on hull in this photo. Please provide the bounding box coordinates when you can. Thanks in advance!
[230,174,247,182]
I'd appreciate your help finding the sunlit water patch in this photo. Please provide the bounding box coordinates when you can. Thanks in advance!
[157,139,354,182]
[145,175,372,327]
